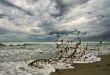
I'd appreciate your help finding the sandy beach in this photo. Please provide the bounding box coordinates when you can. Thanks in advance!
[51,55,110,75]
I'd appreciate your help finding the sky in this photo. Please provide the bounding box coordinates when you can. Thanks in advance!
[0,0,110,42]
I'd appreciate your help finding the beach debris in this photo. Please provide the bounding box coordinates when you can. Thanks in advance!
[28,31,104,74]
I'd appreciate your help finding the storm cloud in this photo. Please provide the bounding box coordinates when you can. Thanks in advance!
[0,0,110,41]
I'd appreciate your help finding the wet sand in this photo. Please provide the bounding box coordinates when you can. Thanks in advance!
[51,55,110,75]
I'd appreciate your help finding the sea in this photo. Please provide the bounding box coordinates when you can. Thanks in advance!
[0,42,110,75]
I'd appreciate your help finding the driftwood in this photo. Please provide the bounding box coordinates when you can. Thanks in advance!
[56,48,67,60]
[28,59,52,66]
[62,41,81,62]
[84,43,88,50]
[28,31,104,67]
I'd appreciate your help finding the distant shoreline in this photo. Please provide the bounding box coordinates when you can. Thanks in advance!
[0,42,110,45]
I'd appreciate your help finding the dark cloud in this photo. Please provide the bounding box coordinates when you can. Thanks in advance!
[48,30,78,35]
[86,33,110,42]
[31,29,40,33]
[0,13,6,18]
[52,0,68,17]
[0,0,33,16]
[39,21,58,33]
[53,0,89,17]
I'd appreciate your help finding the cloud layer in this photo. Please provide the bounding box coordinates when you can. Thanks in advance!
[0,0,110,41]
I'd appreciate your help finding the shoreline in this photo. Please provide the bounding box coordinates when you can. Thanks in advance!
[51,55,110,75]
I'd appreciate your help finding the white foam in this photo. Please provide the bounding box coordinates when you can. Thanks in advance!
[0,60,74,75]
[65,52,101,64]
